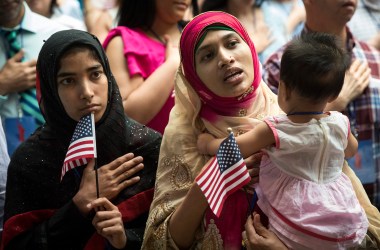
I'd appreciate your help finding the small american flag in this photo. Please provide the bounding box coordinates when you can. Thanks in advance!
[61,113,97,180]
[196,132,251,217]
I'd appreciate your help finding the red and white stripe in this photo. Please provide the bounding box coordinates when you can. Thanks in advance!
[61,137,95,180]
[196,156,250,217]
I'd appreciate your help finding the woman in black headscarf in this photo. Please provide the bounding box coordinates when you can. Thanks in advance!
[2,29,161,250]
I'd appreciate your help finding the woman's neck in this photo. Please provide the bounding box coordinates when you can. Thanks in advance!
[149,20,182,44]
[227,2,254,21]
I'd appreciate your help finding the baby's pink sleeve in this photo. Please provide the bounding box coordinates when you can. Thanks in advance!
[264,117,280,149]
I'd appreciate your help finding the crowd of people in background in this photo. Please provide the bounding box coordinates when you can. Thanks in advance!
[0,0,379,249]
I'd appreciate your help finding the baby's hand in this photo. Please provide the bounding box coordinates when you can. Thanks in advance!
[197,133,215,155]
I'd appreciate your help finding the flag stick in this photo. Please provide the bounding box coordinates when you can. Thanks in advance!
[95,158,99,198]
[91,113,99,198]
[243,185,257,219]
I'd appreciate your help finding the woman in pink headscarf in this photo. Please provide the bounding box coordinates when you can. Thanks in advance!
[142,11,380,250]
[142,11,285,249]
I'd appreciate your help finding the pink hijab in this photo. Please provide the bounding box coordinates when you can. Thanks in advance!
[142,12,281,250]
[180,11,261,121]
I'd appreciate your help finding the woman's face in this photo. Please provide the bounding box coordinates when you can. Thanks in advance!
[195,30,254,97]
[56,48,108,122]
[155,0,191,23]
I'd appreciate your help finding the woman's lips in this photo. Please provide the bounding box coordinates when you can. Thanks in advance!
[81,105,100,113]
[224,67,244,84]
[342,1,356,9]
[224,71,244,85]
[174,1,188,11]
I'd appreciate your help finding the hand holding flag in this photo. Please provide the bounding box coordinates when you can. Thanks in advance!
[196,130,251,217]
[61,113,97,180]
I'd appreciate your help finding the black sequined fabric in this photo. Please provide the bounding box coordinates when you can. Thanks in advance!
[4,30,161,249]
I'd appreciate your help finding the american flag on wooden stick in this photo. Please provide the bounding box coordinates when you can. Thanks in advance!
[196,131,251,217]
[61,113,97,180]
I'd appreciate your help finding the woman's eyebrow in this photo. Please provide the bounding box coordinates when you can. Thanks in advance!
[57,64,102,77]
[222,32,237,40]
[196,44,212,56]
[57,72,74,78]
[87,64,103,72]
[196,32,237,56]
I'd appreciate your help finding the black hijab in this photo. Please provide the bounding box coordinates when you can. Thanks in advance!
[4,30,161,249]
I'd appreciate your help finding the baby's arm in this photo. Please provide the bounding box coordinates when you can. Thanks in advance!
[197,133,224,155]
[197,122,275,158]
[236,122,275,158]
[345,132,358,158]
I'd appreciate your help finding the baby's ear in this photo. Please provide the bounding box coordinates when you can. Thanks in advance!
[279,80,291,100]
[283,84,292,100]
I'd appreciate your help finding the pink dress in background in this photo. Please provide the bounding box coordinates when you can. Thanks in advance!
[256,111,368,249]
[103,27,174,134]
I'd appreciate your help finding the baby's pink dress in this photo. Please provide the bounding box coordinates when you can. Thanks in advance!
[256,111,368,250]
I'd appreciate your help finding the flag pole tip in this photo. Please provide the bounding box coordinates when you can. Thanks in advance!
[227,127,232,133]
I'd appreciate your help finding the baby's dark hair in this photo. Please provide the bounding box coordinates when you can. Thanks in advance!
[280,32,351,103]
